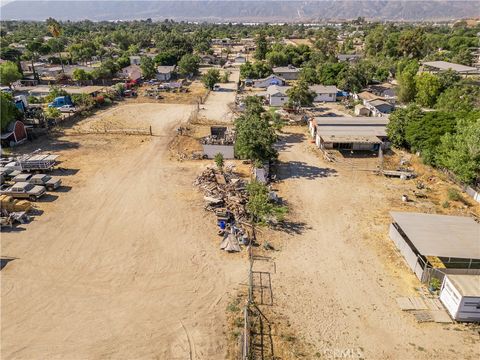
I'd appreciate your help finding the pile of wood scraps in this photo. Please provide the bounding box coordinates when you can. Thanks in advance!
[194,167,249,222]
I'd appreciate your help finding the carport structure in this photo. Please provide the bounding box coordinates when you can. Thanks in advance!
[389,212,480,283]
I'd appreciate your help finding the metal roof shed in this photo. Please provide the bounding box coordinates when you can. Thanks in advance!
[389,212,480,282]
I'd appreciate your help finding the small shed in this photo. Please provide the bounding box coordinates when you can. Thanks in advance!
[355,104,370,116]
[1,121,28,146]
[439,275,480,322]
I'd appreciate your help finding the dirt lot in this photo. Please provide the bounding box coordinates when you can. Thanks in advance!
[1,103,245,359]
[136,80,208,105]
[69,102,195,135]
[264,126,479,359]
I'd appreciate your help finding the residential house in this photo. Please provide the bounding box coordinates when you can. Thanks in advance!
[389,212,480,282]
[253,74,286,88]
[309,85,337,102]
[273,65,300,80]
[200,54,217,65]
[421,61,478,75]
[265,85,291,107]
[309,116,390,151]
[366,99,394,117]
[118,64,142,81]
[234,54,247,64]
[366,82,397,104]
[156,65,176,81]
[129,56,141,65]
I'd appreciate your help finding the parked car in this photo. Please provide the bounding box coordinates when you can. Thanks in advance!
[11,173,32,183]
[29,174,62,191]
[0,167,21,180]
[59,104,76,113]
[213,84,221,91]
[0,182,46,201]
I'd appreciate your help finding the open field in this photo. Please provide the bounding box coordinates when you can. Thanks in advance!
[1,103,245,359]
[265,127,480,359]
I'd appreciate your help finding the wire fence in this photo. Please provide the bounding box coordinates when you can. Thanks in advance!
[239,229,274,360]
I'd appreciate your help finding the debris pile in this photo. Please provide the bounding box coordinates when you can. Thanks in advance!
[194,166,251,252]
[194,167,248,221]
[199,129,235,146]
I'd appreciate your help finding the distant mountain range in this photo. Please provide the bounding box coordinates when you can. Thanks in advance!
[1,1,479,22]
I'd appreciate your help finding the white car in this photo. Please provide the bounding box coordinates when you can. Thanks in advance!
[59,105,76,113]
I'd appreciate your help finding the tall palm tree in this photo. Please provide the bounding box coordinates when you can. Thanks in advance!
[46,17,64,73]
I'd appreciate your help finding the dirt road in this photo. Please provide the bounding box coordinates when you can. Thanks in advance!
[197,69,239,124]
[270,127,479,359]
[1,104,244,359]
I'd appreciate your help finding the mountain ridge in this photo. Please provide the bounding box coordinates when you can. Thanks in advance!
[1,1,479,22]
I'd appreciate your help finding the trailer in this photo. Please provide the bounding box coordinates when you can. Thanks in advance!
[4,154,59,172]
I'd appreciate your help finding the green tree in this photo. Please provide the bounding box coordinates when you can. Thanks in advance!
[221,70,230,83]
[72,68,92,84]
[26,40,43,81]
[437,117,480,184]
[177,54,200,76]
[436,85,480,112]
[234,97,277,162]
[45,107,61,120]
[415,73,442,108]
[299,66,318,84]
[286,81,315,107]
[0,61,22,88]
[254,33,268,60]
[46,18,64,73]
[202,68,220,90]
[266,51,288,67]
[405,111,457,165]
[397,60,418,103]
[386,105,423,148]
[214,153,224,172]
[140,56,156,79]
[398,29,425,59]
[240,62,272,79]
[246,180,287,224]
[0,92,20,131]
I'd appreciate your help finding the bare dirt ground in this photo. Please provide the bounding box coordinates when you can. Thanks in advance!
[136,80,208,105]
[69,102,195,135]
[196,69,239,124]
[265,126,479,359]
[1,103,245,359]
